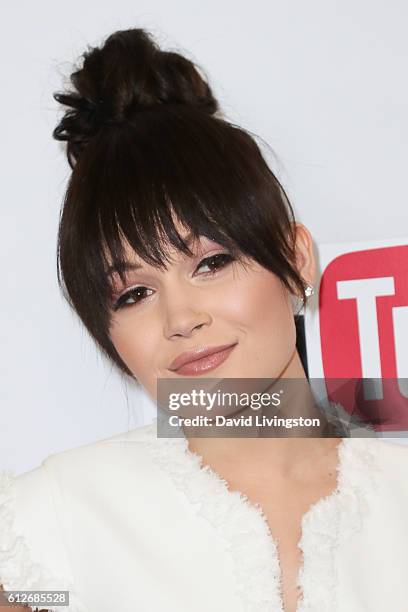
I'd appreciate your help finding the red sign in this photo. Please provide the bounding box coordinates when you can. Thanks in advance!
[319,245,408,431]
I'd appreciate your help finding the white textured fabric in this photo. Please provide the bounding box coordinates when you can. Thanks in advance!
[1,418,408,611]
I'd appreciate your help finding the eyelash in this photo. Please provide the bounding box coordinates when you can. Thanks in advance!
[111,253,235,312]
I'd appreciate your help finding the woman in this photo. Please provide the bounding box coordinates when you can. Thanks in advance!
[1,27,408,612]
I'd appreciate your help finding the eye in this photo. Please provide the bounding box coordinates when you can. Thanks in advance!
[194,253,235,275]
[111,253,235,312]
[112,286,153,311]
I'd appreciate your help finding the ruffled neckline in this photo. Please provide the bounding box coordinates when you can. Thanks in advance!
[141,410,381,612]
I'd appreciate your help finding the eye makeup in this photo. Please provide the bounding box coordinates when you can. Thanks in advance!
[110,250,235,312]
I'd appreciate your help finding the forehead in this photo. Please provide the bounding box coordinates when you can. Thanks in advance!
[123,227,202,260]
[105,226,216,279]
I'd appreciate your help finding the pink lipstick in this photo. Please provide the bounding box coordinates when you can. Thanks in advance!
[168,343,237,376]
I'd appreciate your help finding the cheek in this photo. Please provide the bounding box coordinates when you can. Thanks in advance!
[222,266,292,328]
[257,276,294,328]
[253,273,295,340]
[109,314,158,377]
[230,268,296,364]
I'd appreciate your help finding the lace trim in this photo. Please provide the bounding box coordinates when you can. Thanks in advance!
[140,411,380,612]
[0,471,88,612]
[296,433,379,611]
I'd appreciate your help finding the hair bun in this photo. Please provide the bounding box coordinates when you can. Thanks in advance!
[53,28,219,166]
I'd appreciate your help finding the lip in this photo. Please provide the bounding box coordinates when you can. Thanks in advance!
[168,343,238,376]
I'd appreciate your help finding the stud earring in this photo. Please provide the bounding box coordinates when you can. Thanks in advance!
[304,284,315,298]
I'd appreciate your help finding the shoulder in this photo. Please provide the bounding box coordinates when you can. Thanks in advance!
[32,418,159,480]
[0,420,158,611]
[342,434,408,468]
[42,418,158,464]
[371,437,408,482]
[344,436,408,502]
[363,436,408,467]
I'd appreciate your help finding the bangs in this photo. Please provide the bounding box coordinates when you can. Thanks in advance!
[64,105,292,304]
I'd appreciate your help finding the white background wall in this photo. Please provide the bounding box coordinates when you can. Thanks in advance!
[1,0,407,474]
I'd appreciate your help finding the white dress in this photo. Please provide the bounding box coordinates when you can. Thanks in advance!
[1,414,408,612]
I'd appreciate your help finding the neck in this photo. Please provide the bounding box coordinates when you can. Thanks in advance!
[184,349,341,481]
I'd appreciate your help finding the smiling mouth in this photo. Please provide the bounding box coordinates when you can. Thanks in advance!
[171,343,238,376]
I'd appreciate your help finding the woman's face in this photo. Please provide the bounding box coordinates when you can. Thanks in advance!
[108,222,315,401]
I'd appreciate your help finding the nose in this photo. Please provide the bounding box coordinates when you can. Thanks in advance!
[163,293,212,340]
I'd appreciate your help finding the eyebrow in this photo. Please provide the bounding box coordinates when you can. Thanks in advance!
[106,261,143,276]
[106,231,200,277]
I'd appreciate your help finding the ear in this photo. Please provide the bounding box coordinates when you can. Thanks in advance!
[292,222,317,290]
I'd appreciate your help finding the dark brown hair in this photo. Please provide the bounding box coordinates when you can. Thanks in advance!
[52,28,307,379]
